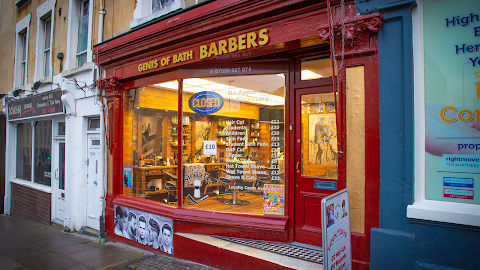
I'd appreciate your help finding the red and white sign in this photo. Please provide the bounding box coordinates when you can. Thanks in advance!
[322,189,351,270]
[443,188,474,200]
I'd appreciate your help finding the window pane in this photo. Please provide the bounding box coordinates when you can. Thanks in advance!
[58,122,66,135]
[123,81,179,206]
[301,93,338,178]
[16,123,32,180]
[34,120,52,186]
[22,34,27,62]
[44,50,50,77]
[59,142,65,190]
[82,0,89,16]
[44,17,51,50]
[177,74,286,215]
[423,0,480,206]
[301,57,333,81]
[88,118,100,130]
[76,52,87,67]
[77,15,88,54]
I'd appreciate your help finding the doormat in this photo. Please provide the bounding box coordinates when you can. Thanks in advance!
[118,255,219,270]
[213,236,323,264]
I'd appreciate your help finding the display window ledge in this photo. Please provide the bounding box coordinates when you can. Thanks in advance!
[407,200,480,228]
[113,195,288,232]
[9,178,53,194]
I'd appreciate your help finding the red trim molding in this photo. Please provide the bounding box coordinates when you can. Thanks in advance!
[98,77,123,98]
[112,195,288,233]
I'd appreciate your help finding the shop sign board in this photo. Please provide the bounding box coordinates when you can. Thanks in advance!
[321,189,351,270]
[188,91,224,114]
[6,90,64,120]
[423,0,480,205]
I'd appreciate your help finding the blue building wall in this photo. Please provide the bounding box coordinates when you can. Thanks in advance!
[356,0,480,269]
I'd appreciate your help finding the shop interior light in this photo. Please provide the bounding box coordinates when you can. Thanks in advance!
[301,70,323,80]
[154,75,285,106]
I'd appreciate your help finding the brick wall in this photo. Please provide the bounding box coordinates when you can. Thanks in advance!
[11,183,51,224]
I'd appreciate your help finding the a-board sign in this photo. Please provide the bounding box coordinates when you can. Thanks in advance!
[321,189,352,270]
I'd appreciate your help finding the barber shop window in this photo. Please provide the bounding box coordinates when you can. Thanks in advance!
[123,82,179,205]
[124,75,286,215]
[172,74,285,215]
[16,123,32,181]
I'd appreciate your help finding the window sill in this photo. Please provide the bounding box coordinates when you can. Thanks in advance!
[10,178,52,194]
[62,62,94,78]
[407,200,480,227]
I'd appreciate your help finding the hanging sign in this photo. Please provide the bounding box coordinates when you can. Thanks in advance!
[6,90,64,120]
[188,91,224,114]
[321,189,352,270]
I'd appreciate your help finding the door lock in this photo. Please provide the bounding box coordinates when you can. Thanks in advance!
[93,181,97,185]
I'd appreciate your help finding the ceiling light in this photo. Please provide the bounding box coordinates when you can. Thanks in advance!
[301,70,323,80]
[154,77,285,106]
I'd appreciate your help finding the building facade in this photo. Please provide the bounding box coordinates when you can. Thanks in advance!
[358,0,480,269]
[94,0,384,269]
[1,0,110,232]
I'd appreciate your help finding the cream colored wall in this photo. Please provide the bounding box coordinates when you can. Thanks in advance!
[0,0,70,101]
[0,1,17,110]
[96,0,134,44]
[346,66,366,234]
[53,0,69,74]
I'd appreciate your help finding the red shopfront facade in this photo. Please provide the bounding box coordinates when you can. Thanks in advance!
[94,0,382,269]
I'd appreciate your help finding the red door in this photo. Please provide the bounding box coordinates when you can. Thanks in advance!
[293,85,345,246]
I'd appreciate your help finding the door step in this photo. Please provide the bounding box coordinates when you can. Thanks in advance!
[79,226,100,238]
[176,233,323,270]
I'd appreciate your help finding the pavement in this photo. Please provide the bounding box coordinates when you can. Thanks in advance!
[0,215,219,270]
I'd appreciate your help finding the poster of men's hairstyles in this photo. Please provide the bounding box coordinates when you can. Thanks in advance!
[114,205,174,255]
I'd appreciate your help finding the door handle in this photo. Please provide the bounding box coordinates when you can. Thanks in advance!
[96,160,98,174]
[94,181,97,185]
[296,161,300,173]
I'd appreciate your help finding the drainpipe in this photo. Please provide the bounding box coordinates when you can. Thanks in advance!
[98,0,105,43]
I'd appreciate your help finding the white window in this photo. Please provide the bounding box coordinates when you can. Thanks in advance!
[76,0,89,67]
[35,0,55,81]
[408,0,480,227]
[131,0,183,28]
[14,14,31,88]
[66,0,92,70]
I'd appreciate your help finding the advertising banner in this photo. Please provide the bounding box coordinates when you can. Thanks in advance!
[123,166,132,188]
[423,0,480,205]
[263,184,285,215]
[114,205,174,255]
[321,189,351,270]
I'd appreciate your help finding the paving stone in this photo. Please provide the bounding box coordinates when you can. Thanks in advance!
[0,259,24,270]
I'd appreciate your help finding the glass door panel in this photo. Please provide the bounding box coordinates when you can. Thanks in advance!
[301,93,338,178]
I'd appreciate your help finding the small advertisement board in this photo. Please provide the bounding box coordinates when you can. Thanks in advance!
[321,189,352,270]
